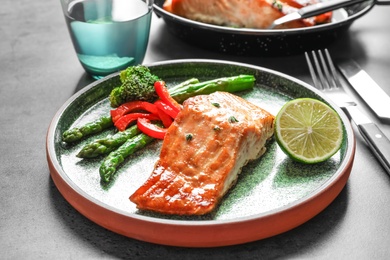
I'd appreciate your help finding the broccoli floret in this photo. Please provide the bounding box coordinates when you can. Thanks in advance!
[109,65,160,107]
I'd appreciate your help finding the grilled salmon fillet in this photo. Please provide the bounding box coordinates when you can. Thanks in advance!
[163,0,331,29]
[130,91,275,215]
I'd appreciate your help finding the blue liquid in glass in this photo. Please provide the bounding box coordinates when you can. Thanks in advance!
[65,0,152,78]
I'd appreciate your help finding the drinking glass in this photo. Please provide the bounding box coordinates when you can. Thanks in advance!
[60,0,153,79]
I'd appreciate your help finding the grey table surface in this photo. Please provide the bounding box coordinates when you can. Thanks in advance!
[1,0,390,259]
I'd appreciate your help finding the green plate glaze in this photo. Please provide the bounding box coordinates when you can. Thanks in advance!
[46,59,355,247]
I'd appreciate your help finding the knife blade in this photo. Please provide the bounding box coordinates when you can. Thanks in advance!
[337,59,390,120]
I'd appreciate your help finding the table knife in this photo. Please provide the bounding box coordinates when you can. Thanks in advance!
[337,60,390,120]
[268,0,366,29]
[342,105,390,175]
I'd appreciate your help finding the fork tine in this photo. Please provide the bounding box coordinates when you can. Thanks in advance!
[304,51,321,89]
[305,49,341,91]
[313,50,331,90]
[323,49,342,88]
[305,50,328,90]
[318,50,334,89]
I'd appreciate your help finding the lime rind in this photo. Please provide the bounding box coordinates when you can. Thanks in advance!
[275,98,343,164]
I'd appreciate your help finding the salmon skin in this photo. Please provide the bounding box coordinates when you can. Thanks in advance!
[163,0,332,29]
[130,91,275,215]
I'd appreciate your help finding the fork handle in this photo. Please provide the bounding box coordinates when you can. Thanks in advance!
[358,123,390,176]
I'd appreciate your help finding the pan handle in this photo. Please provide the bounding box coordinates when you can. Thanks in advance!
[375,0,390,5]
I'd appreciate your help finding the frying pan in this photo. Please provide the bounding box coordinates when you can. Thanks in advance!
[153,0,389,56]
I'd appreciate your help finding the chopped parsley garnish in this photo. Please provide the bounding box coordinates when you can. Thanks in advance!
[185,133,193,141]
[272,0,283,11]
[228,116,239,123]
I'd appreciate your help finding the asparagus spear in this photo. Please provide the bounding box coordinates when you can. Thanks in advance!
[167,78,199,93]
[169,75,255,103]
[76,125,141,158]
[62,115,113,143]
[99,133,155,183]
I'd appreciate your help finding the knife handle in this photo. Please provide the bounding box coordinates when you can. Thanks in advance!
[357,123,390,176]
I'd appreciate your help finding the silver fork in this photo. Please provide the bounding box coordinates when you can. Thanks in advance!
[305,49,390,175]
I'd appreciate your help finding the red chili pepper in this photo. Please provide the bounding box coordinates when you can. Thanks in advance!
[114,113,159,131]
[110,101,158,123]
[154,81,182,114]
[137,118,167,139]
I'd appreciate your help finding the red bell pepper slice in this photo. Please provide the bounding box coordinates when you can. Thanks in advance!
[154,100,178,120]
[154,81,182,114]
[110,101,158,123]
[154,100,174,128]
[114,113,159,131]
[314,12,332,24]
[137,118,167,139]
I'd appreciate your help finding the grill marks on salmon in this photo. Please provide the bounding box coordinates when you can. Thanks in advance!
[163,0,332,29]
[130,92,275,215]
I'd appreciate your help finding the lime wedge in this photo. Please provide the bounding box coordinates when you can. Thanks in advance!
[274,98,343,164]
